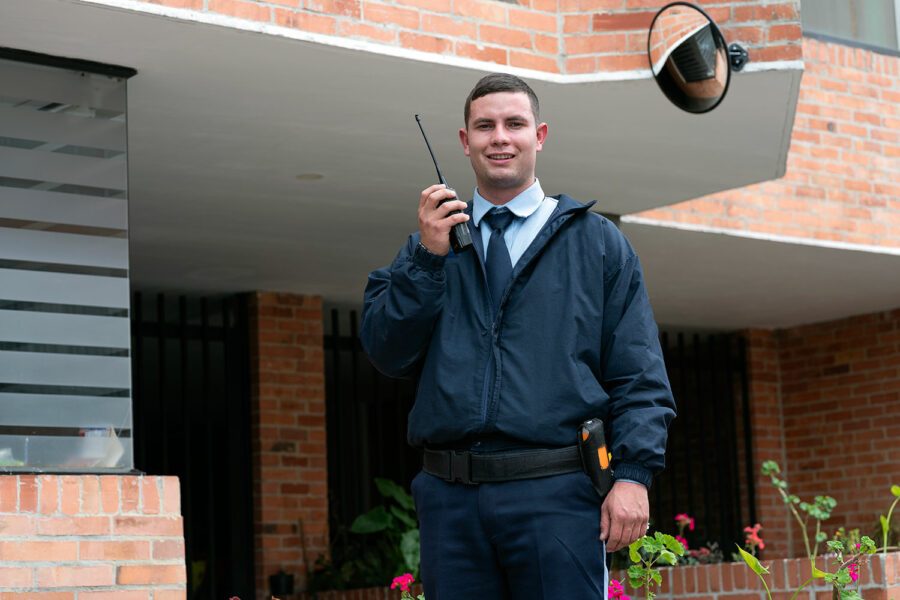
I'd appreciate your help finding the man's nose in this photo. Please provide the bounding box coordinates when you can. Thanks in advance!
[491,126,511,144]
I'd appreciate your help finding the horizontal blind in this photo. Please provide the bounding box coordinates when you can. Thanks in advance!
[0,57,133,472]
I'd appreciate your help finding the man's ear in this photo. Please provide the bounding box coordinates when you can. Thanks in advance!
[459,127,470,156]
[535,122,548,152]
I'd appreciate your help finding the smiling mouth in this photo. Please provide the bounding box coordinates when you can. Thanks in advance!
[487,153,514,160]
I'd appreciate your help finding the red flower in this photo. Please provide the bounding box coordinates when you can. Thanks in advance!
[675,513,695,531]
[391,573,415,592]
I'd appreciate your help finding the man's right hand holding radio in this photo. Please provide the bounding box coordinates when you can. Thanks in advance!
[418,184,469,256]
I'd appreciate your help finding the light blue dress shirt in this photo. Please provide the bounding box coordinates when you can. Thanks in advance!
[472,179,557,267]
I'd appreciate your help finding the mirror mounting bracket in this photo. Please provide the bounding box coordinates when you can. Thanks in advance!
[729,43,749,72]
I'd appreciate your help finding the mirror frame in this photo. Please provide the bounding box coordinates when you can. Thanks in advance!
[647,1,732,114]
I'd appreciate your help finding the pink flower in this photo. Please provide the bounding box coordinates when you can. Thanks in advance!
[608,578,631,600]
[744,523,765,550]
[675,535,690,551]
[675,513,695,531]
[391,574,415,592]
[848,563,859,583]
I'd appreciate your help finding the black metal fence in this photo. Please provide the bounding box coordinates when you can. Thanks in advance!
[324,310,756,553]
[131,292,254,600]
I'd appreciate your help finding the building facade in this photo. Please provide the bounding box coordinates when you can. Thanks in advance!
[0,0,898,598]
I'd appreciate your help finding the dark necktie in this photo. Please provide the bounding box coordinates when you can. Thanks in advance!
[483,207,515,311]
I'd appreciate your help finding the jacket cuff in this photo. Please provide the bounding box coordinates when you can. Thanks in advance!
[614,462,653,489]
[412,242,446,274]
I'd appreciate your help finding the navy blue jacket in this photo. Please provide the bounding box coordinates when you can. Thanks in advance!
[361,194,675,487]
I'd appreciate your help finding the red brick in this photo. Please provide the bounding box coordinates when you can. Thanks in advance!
[113,515,183,536]
[141,478,160,514]
[0,477,17,512]
[37,516,109,536]
[39,476,58,515]
[116,564,186,585]
[0,515,35,536]
[0,567,32,588]
[207,0,271,21]
[0,541,77,562]
[37,566,114,588]
[79,541,151,561]
[100,476,119,514]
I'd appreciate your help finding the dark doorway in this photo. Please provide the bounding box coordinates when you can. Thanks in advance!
[131,292,254,600]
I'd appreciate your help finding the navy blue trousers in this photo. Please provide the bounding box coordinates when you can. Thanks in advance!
[411,470,608,599]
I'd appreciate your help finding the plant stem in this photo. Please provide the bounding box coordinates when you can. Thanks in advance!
[788,577,815,600]
[761,576,773,600]
[775,484,813,559]
[884,498,899,556]
[813,520,821,560]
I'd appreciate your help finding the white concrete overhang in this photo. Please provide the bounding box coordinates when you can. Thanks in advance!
[4,0,875,331]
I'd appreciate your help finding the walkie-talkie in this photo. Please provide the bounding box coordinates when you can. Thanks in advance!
[578,418,614,498]
[415,115,473,254]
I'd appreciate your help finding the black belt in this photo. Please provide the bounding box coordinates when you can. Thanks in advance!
[423,446,583,485]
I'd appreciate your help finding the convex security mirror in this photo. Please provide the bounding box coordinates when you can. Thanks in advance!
[648,2,749,113]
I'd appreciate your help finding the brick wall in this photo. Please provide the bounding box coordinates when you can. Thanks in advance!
[636,37,900,249]
[247,292,328,597]
[741,329,792,559]
[0,475,186,599]
[778,309,900,557]
[123,0,800,75]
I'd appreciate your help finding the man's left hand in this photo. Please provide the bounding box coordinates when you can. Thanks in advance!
[599,480,649,552]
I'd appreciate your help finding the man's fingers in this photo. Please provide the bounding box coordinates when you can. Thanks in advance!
[599,503,611,542]
[421,185,457,211]
[419,184,448,209]
[607,518,626,552]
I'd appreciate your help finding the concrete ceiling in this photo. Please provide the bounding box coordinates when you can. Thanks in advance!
[5,0,885,332]
[622,221,900,330]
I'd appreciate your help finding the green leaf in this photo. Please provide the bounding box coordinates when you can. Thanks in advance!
[628,539,643,564]
[659,550,677,565]
[816,532,828,543]
[891,485,900,497]
[375,478,416,511]
[827,540,844,554]
[350,506,392,533]
[390,505,417,529]
[761,460,780,475]
[810,561,828,578]
[736,545,770,576]
[651,570,662,586]
[627,564,646,588]
[663,534,686,556]
[860,536,877,553]
[400,529,420,576]
[882,515,890,533]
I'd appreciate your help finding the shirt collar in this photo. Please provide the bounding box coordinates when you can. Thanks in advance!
[473,179,545,227]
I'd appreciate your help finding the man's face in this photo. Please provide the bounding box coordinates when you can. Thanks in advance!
[459,91,548,203]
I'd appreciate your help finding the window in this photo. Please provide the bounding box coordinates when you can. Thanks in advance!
[802,0,900,51]
[0,54,134,472]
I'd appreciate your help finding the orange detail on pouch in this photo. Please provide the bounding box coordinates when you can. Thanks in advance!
[581,430,589,442]
[598,446,609,469]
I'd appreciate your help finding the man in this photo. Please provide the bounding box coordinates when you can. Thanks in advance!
[361,73,675,599]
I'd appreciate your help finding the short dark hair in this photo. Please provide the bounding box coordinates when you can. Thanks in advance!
[463,73,540,127]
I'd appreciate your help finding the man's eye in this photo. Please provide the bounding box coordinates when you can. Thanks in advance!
[508,122,524,128]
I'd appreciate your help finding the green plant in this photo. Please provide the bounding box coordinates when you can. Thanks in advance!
[761,460,836,560]
[305,478,420,593]
[350,478,420,577]
[626,532,685,600]
[880,485,900,556]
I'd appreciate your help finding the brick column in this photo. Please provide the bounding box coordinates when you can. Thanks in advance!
[0,474,185,599]
[248,292,328,597]
[740,329,792,558]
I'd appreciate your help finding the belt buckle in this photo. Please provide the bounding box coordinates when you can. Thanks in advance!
[449,450,476,485]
